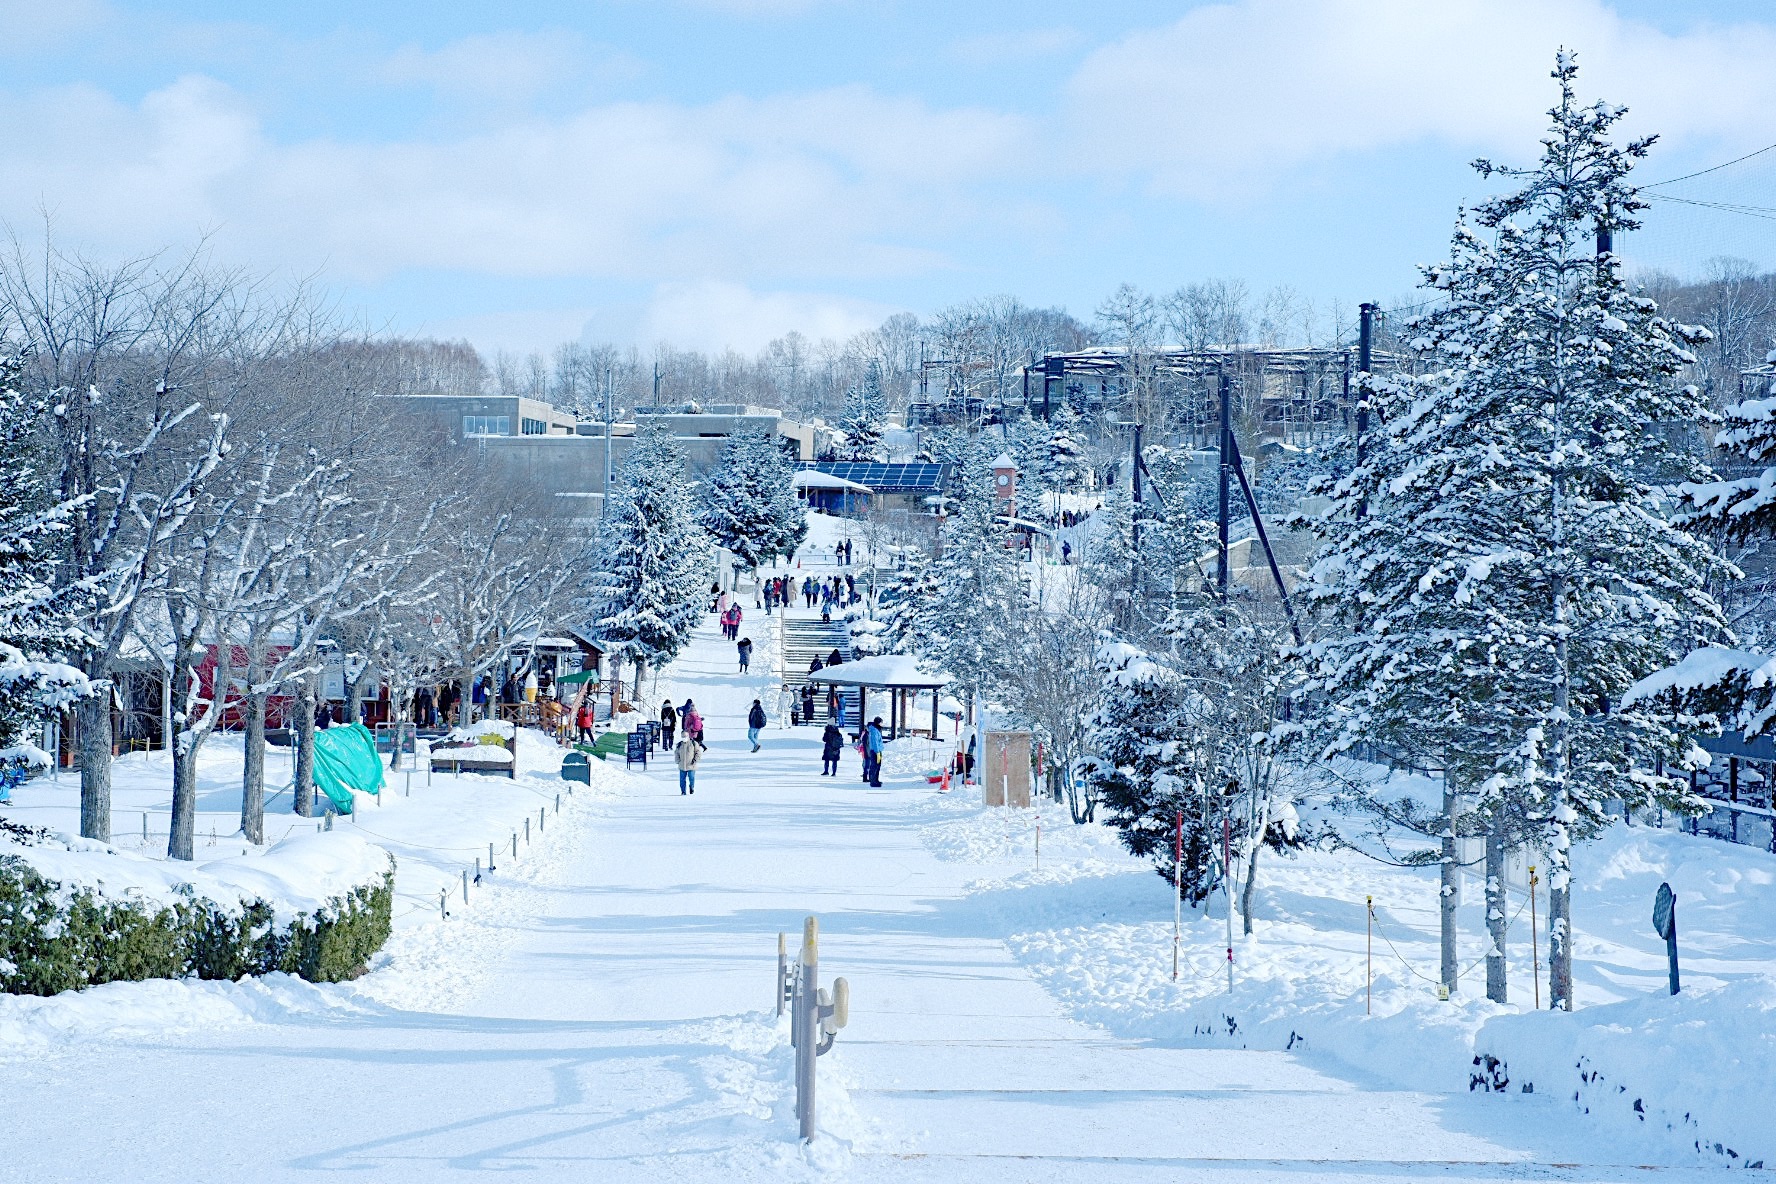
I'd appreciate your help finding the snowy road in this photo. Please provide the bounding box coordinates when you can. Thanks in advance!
[2,609,1739,1181]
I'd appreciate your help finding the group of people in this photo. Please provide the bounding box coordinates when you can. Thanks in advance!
[758,572,861,619]
[718,603,744,641]
[819,715,884,786]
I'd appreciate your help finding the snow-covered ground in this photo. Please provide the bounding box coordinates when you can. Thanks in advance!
[1,595,1767,1179]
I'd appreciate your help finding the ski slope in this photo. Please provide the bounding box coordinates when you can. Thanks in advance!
[0,598,1746,1181]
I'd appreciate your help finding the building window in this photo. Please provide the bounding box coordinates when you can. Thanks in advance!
[521,417,547,435]
[464,415,511,436]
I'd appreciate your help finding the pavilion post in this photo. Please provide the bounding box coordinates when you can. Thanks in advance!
[931,688,938,739]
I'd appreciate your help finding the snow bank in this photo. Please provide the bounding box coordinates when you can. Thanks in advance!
[1478,980,1776,1168]
[3,828,392,927]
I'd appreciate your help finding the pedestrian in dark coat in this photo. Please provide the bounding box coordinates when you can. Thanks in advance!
[660,701,677,750]
[737,637,753,673]
[747,699,766,752]
[821,723,844,776]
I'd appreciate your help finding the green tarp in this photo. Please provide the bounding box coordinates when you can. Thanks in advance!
[577,732,628,760]
[313,723,385,815]
[557,669,599,685]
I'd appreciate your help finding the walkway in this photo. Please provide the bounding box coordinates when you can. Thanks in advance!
[1,610,1727,1182]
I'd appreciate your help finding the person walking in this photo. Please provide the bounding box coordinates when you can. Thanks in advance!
[674,731,702,795]
[827,647,843,667]
[737,636,753,673]
[576,701,596,744]
[747,699,766,752]
[863,716,885,787]
[808,654,823,675]
[826,684,839,722]
[681,699,704,744]
[821,722,844,776]
[659,701,677,750]
[800,683,815,725]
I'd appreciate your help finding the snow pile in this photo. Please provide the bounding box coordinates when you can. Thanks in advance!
[1478,980,1776,1168]
[2,828,392,926]
[0,972,377,1054]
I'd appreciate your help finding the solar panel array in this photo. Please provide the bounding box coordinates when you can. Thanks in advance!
[814,462,948,492]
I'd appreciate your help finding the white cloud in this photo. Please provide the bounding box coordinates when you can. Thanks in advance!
[379,31,643,104]
[631,280,895,354]
[0,78,1030,284]
[1066,0,1776,197]
[416,282,893,358]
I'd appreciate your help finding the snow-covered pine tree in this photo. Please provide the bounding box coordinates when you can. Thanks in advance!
[0,353,87,762]
[703,430,783,570]
[1038,405,1089,505]
[588,427,713,688]
[880,546,941,656]
[757,434,809,563]
[835,365,889,462]
[1303,53,1724,1009]
[917,448,1025,749]
[1085,639,1223,897]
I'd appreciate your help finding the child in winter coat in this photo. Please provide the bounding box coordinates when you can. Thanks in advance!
[681,699,704,743]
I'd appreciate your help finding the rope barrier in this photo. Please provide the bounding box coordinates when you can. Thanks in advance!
[1367,892,1534,987]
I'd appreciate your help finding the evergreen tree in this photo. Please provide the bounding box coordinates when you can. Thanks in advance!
[759,436,810,563]
[1038,405,1089,502]
[835,364,888,461]
[587,427,712,684]
[702,430,804,569]
[1302,54,1724,1008]
[0,353,87,761]
[880,547,941,656]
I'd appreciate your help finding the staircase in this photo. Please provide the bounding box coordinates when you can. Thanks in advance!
[778,616,860,729]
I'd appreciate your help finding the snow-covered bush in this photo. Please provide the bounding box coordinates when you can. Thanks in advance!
[0,832,394,995]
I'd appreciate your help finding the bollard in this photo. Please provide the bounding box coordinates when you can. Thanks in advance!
[793,914,850,1142]
[475,856,481,885]
[325,813,334,831]
[378,784,383,807]
[489,842,496,873]
[539,806,545,834]
[777,932,788,1017]
[555,792,561,813]
[405,769,411,797]
[462,869,469,906]
[439,888,447,919]
[512,832,518,859]
[142,812,148,844]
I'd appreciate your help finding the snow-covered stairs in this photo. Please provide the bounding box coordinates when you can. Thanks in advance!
[778,613,859,724]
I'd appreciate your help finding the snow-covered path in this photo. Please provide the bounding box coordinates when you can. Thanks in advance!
[2,605,1737,1181]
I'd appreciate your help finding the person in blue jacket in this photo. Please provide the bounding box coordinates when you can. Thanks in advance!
[863,716,884,787]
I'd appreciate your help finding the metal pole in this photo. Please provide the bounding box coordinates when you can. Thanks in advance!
[1355,302,1375,462]
[1173,809,1183,982]
[1366,896,1373,1015]
[1223,800,1234,994]
[1529,865,1541,1010]
[777,932,787,1017]
[797,916,819,1141]
[1227,438,1303,645]
[602,367,614,520]
[1216,373,1231,596]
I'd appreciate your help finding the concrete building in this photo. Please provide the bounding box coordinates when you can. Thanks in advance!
[389,394,822,517]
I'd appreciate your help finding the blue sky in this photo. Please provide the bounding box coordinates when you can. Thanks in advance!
[3,0,1774,357]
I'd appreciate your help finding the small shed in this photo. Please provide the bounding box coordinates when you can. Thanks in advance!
[806,654,951,740]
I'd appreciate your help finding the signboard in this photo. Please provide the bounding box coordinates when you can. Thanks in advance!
[625,730,649,770]
[322,652,346,702]
[561,752,591,785]
[1653,882,1675,940]
[984,730,1032,808]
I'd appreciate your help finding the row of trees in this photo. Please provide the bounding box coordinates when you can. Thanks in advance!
[0,242,591,859]
[883,56,1762,1014]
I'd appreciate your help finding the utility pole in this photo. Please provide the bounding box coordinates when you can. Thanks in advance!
[1216,371,1231,597]
[1355,302,1376,466]
[602,367,614,520]
[1131,423,1143,607]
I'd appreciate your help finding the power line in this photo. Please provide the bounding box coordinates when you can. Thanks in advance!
[1644,140,1776,190]
[1647,194,1776,223]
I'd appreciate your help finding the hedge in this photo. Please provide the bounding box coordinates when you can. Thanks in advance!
[0,853,394,996]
